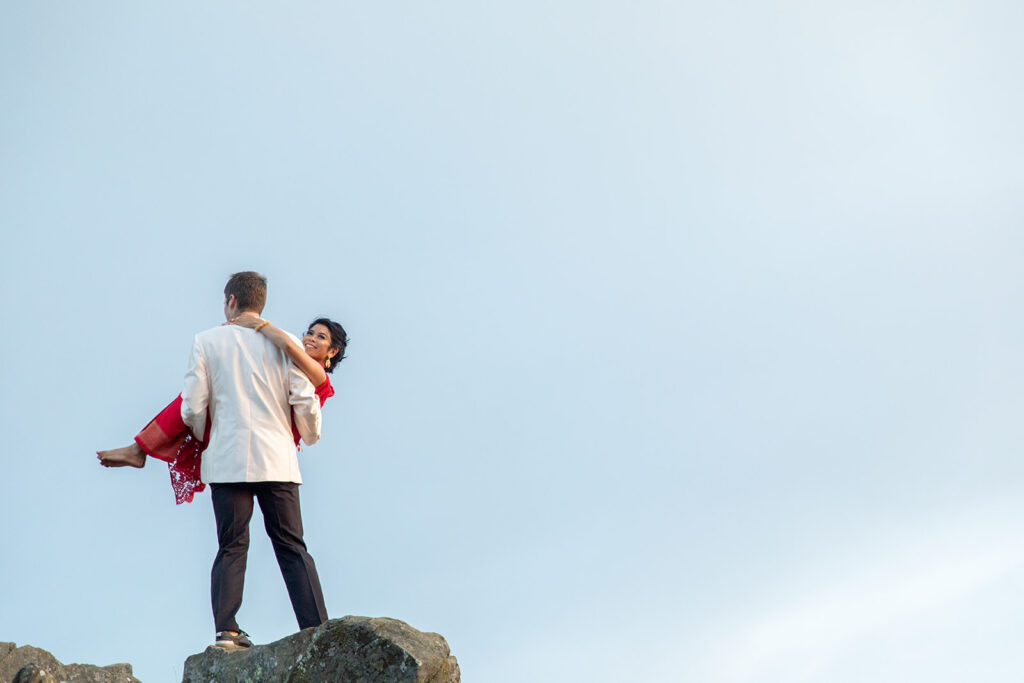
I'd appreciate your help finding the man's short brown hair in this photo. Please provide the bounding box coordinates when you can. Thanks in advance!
[224,271,267,313]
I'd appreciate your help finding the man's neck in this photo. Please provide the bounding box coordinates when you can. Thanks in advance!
[224,305,261,322]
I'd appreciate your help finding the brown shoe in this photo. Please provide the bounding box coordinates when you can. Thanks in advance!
[213,630,252,651]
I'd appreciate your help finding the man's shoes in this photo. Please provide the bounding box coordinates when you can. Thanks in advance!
[213,630,253,651]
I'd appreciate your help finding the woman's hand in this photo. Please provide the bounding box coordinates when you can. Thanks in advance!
[227,312,264,329]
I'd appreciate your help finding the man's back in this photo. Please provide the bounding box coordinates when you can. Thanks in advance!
[182,324,321,484]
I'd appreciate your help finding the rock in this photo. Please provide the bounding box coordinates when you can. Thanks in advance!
[182,616,460,683]
[13,664,58,683]
[0,642,140,683]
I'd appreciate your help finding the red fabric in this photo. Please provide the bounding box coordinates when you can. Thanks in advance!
[292,375,335,444]
[316,374,336,405]
[135,375,334,505]
[135,394,210,504]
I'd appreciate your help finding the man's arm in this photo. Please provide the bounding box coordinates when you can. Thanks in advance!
[181,336,210,440]
[289,360,322,446]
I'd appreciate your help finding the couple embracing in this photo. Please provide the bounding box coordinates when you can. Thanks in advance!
[98,271,348,651]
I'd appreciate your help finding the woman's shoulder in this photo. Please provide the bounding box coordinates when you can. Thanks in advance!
[315,374,335,405]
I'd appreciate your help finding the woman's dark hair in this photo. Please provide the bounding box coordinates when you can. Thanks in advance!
[308,317,348,373]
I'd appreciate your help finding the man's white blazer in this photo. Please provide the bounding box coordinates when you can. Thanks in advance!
[181,325,321,484]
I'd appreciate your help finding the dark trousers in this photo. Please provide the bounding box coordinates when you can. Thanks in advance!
[210,482,328,633]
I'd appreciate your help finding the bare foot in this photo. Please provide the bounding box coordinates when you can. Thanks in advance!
[97,443,146,468]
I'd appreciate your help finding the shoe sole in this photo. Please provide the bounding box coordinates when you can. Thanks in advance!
[212,642,251,652]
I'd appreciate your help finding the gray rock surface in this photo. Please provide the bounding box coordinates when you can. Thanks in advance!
[0,642,140,683]
[182,616,460,683]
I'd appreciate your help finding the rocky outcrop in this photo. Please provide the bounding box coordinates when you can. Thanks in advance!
[2,615,457,683]
[0,642,140,683]
[182,616,459,683]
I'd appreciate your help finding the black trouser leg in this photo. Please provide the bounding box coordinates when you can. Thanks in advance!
[210,483,255,633]
[255,482,329,629]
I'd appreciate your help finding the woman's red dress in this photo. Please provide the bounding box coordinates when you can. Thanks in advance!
[134,376,335,504]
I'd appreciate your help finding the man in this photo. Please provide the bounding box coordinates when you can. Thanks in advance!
[181,271,328,650]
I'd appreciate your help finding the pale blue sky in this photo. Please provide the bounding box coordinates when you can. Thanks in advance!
[2,2,1023,681]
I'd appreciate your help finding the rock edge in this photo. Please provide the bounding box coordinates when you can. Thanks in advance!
[0,642,140,683]
[182,615,460,683]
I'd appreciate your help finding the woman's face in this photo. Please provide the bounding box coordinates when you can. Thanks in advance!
[302,324,335,364]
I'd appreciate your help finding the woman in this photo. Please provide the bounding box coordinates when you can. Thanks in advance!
[97,316,348,504]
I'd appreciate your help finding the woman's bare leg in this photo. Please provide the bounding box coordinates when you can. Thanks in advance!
[97,443,147,468]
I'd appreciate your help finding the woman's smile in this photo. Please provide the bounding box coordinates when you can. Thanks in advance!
[301,323,334,364]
